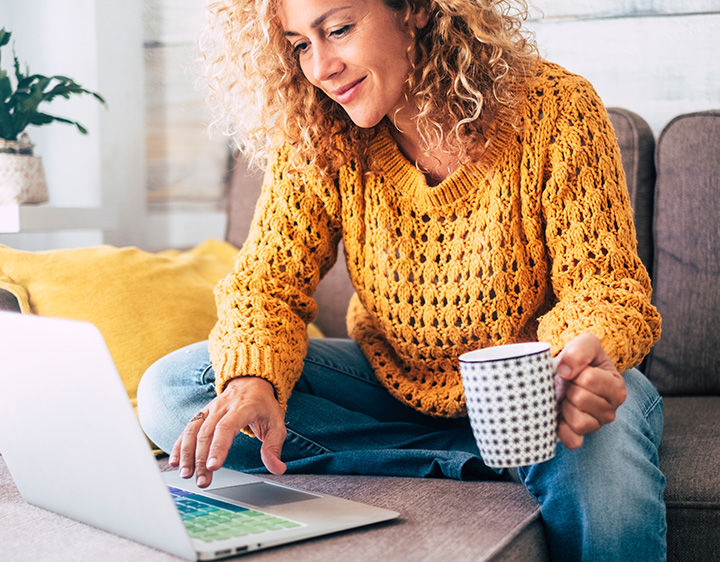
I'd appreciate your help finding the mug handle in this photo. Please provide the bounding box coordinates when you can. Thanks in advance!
[551,354,561,372]
[550,353,564,402]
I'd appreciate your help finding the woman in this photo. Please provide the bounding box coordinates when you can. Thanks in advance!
[138,1,666,559]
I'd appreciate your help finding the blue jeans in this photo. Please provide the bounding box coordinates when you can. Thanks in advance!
[137,338,667,561]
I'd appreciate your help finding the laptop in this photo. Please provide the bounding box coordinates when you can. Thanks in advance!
[0,312,399,560]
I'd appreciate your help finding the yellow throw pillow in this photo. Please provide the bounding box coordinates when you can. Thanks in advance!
[0,239,323,412]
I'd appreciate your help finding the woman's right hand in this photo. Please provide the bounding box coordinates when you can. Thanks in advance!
[168,376,287,488]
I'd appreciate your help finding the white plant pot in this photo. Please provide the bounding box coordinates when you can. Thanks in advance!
[0,149,49,205]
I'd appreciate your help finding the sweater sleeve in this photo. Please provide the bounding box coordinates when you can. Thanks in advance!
[208,150,342,410]
[536,79,661,371]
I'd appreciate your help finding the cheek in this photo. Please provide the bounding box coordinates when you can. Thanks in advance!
[377,37,413,85]
[297,60,314,86]
[382,57,412,98]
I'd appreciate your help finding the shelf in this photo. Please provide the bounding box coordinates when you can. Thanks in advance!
[0,205,116,234]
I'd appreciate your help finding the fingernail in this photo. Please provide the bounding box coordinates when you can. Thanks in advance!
[207,457,218,469]
[180,467,191,478]
[197,475,207,487]
[169,455,178,465]
[557,364,572,379]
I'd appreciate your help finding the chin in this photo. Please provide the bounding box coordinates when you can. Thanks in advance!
[344,109,385,129]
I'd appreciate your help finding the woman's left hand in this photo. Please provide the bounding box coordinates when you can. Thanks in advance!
[554,333,627,449]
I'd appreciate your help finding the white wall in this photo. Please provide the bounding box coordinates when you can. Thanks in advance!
[527,0,720,135]
[96,1,147,248]
[0,0,145,250]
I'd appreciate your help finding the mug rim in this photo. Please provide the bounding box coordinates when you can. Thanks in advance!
[459,341,551,364]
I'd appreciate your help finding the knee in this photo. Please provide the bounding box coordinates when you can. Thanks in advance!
[563,369,664,479]
[521,431,666,560]
[138,342,200,417]
[519,370,667,559]
[523,370,666,505]
[136,356,168,417]
[617,368,664,449]
[136,341,212,452]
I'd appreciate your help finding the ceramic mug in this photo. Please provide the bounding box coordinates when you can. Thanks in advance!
[458,342,559,468]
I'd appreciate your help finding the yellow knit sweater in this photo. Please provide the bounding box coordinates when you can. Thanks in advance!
[209,61,661,418]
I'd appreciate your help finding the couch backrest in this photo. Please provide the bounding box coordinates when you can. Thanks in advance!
[644,110,720,395]
[606,108,656,279]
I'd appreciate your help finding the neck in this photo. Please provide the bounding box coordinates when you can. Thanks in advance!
[388,119,461,186]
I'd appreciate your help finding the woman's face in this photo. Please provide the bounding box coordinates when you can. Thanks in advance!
[278,0,427,128]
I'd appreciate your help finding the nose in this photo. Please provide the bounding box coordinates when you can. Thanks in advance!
[311,43,343,83]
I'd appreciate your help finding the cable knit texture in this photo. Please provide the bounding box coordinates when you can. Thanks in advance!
[209,60,661,418]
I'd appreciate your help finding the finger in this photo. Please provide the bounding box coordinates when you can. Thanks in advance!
[560,397,603,436]
[198,408,265,488]
[178,411,208,478]
[572,368,627,411]
[178,427,199,478]
[554,333,606,381]
[557,419,584,450]
[563,379,618,426]
[194,414,223,488]
[259,427,287,475]
[248,409,288,475]
[169,434,182,467]
[206,416,244,472]
[562,333,604,362]
[554,374,568,402]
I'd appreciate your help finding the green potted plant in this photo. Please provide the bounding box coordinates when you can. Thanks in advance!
[0,28,106,205]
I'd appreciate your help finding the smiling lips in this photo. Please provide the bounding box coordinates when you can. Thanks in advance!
[331,76,366,104]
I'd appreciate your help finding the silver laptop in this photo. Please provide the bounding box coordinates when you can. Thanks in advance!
[0,312,399,560]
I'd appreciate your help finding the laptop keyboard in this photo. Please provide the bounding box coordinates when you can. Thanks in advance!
[169,486,302,543]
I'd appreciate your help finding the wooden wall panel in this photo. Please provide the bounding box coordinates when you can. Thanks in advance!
[142,0,720,212]
[529,0,720,20]
[143,0,206,45]
[143,0,228,209]
[527,9,720,134]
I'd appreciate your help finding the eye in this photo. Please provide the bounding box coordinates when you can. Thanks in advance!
[329,24,352,38]
[292,41,310,56]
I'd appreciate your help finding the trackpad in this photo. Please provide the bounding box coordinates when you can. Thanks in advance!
[209,482,320,508]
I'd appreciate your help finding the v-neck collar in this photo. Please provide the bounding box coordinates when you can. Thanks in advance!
[368,125,480,209]
[367,107,518,210]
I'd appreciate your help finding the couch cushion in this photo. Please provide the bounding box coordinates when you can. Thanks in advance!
[645,110,720,394]
[0,240,238,411]
[260,475,547,562]
[0,451,546,561]
[660,396,720,561]
[606,107,656,279]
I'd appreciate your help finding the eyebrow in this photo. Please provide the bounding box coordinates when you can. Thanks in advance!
[282,6,353,37]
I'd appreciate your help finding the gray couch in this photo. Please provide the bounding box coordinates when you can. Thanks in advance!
[1,108,719,561]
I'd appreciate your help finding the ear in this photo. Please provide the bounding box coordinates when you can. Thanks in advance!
[410,1,430,30]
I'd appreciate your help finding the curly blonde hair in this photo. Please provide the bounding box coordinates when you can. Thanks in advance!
[201,0,538,175]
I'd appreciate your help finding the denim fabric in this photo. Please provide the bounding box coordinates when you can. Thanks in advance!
[137,338,666,561]
[138,339,499,480]
[518,368,666,561]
